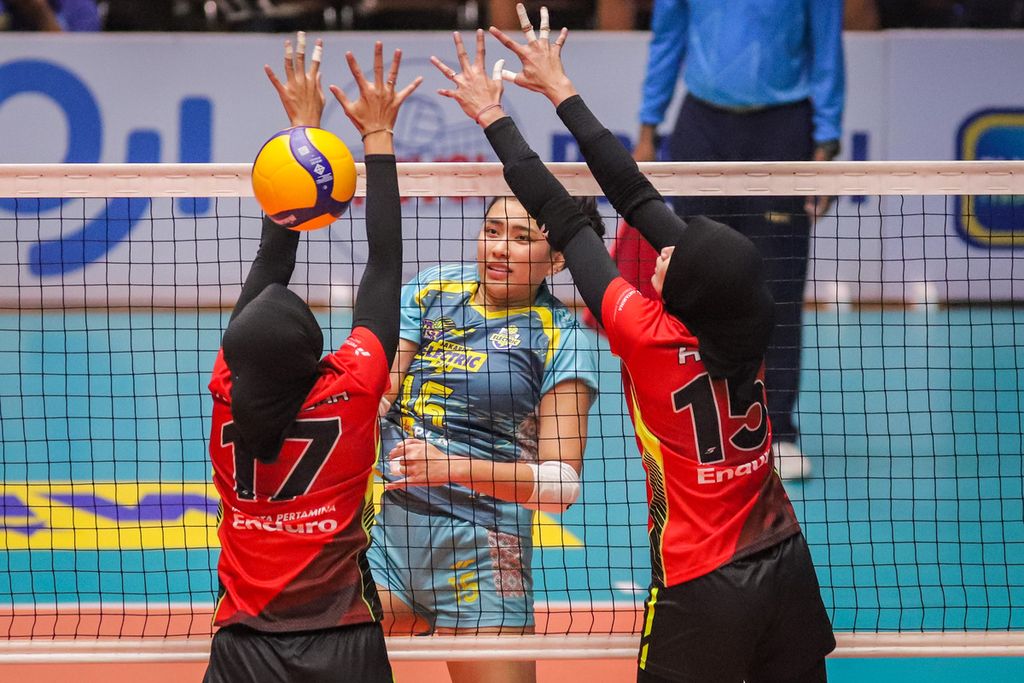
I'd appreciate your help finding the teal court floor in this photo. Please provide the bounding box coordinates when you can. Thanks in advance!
[1,307,1022,679]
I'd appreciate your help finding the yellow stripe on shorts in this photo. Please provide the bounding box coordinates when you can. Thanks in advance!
[639,586,659,669]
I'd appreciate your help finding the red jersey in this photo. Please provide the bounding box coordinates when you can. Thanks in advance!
[208,326,389,632]
[602,278,800,587]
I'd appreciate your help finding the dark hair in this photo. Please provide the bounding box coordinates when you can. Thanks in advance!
[484,196,606,243]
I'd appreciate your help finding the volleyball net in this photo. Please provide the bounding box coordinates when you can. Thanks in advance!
[0,161,1022,662]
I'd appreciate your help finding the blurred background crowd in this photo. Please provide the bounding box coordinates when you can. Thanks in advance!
[2,0,1023,33]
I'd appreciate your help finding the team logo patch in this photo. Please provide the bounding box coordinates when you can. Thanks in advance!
[422,317,464,341]
[489,325,522,349]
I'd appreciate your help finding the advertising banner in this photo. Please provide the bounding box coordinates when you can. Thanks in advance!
[2,31,1023,303]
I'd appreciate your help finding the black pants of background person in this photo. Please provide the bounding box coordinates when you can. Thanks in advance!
[204,621,393,683]
[668,94,814,445]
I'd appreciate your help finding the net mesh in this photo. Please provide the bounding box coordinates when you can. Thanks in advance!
[0,162,1022,657]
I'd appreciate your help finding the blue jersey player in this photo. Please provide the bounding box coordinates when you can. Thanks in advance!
[367,195,602,683]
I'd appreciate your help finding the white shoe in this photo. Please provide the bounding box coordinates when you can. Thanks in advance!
[773,441,813,481]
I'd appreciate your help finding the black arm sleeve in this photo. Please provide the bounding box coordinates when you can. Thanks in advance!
[556,95,686,251]
[352,154,402,368]
[484,117,618,325]
[230,216,300,323]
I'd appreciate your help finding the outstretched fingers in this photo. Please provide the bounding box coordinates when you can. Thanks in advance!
[346,50,369,91]
[538,5,550,41]
[329,84,350,110]
[387,48,402,87]
[453,31,473,73]
[491,58,505,82]
[475,28,486,67]
[307,37,323,83]
[395,75,424,105]
[373,41,384,88]
[431,55,458,81]
[264,64,287,98]
[488,25,526,58]
[516,2,536,42]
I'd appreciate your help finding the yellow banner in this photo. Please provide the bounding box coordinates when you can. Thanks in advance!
[1,482,582,550]
[0,482,219,550]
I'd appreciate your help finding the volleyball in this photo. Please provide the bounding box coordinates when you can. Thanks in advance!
[251,126,357,231]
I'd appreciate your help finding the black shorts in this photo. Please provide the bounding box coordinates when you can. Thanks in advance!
[637,532,835,683]
[203,621,393,683]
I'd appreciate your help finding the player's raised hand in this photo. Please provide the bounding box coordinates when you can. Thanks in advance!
[329,41,423,151]
[489,4,577,107]
[432,29,508,128]
[384,438,465,489]
[264,31,326,128]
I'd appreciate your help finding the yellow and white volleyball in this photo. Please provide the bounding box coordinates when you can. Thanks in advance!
[251,126,357,231]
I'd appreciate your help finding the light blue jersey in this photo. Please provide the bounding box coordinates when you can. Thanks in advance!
[380,263,599,538]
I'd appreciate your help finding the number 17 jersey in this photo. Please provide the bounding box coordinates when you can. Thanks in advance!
[208,327,389,632]
[602,278,801,588]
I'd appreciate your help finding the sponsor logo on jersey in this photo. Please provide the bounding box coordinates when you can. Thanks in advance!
[696,451,770,485]
[419,339,488,373]
[956,109,1024,247]
[231,503,339,535]
[489,325,522,349]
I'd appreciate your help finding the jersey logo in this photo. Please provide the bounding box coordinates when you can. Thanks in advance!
[489,325,522,350]
[418,339,487,373]
[423,317,471,341]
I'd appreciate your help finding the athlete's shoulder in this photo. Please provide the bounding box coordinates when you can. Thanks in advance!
[604,277,696,353]
[407,263,476,308]
[532,286,578,328]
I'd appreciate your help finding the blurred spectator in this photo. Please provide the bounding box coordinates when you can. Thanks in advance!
[0,0,99,30]
[846,0,882,30]
[488,0,651,30]
[103,0,175,30]
[878,0,1024,27]
[344,0,473,31]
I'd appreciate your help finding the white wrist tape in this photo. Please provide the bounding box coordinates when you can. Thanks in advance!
[523,460,581,513]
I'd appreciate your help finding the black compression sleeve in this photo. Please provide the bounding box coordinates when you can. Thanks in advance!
[483,116,618,323]
[353,154,402,368]
[561,229,618,325]
[230,216,300,323]
[485,117,595,253]
[556,95,686,251]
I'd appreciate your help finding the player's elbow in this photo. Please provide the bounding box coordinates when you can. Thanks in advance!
[522,460,581,514]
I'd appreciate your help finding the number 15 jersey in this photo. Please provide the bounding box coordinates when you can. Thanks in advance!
[602,278,801,588]
[208,326,389,632]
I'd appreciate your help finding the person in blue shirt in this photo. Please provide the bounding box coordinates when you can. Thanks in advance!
[634,0,846,480]
[368,194,602,683]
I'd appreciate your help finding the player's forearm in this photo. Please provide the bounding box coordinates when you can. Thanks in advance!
[483,116,599,253]
[562,229,617,324]
[354,154,402,367]
[449,458,536,504]
[230,216,301,322]
[556,95,685,251]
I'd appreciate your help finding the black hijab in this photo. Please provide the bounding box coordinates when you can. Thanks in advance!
[222,284,323,463]
[660,216,775,383]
